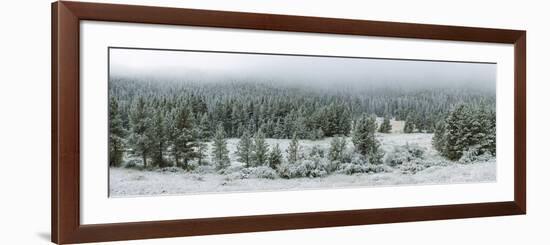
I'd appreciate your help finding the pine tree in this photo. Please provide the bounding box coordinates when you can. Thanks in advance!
[338,107,352,136]
[432,120,446,153]
[352,114,384,164]
[194,112,210,165]
[268,144,283,169]
[273,119,285,139]
[309,128,324,140]
[322,102,352,136]
[236,130,253,167]
[109,98,126,167]
[329,136,347,162]
[150,109,168,167]
[251,129,269,166]
[196,137,208,166]
[211,124,230,169]
[169,107,197,169]
[293,115,308,139]
[443,104,469,160]
[197,113,211,140]
[483,109,496,155]
[403,114,415,133]
[286,132,300,164]
[128,97,153,167]
[378,116,392,133]
[433,104,497,161]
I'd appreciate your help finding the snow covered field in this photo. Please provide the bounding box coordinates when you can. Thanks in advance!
[110,161,495,196]
[109,133,496,197]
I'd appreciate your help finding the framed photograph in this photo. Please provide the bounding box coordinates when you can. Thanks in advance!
[52,1,526,244]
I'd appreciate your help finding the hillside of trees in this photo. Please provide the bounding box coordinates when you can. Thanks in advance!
[108,76,496,175]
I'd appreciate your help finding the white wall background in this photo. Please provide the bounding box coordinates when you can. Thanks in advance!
[0,0,546,244]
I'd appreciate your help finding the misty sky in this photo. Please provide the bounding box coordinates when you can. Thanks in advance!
[109,48,496,91]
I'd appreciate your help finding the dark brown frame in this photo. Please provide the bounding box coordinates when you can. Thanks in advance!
[52,1,526,244]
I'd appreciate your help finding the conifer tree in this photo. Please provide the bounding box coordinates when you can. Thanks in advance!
[293,115,308,139]
[150,109,168,167]
[378,116,392,133]
[309,128,324,140]
[443,104,469,160]
[273,119,285,139]
[211,124,230,169]
[128,97,153,167]
[268,144,283,169]
[431,104,497,161]
[329,136,347,162]
[197,113,211,140]
[251,129,269,166]
[195,136,208,166]
[432,120,447,154]
[169,107,197,169]
[109,98,126,167]
[286,132,300,164]
[483,109,496,155]
[352,114,384,164]
[191,113,211,166]
[403,114,415,133]
[236,130,253,167]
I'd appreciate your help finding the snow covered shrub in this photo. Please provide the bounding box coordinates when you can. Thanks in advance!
[310,154,337,173]
[385,149,409,167]
[385,144,425,167]
[337,163,370,175]
[300,160,329,177]
[225,166,278,180]
[339,148,354,164]
[459,146,493,164]
[349,152,366,165]
[419,158,449,167]
[276,163,296,178]
[336,153,390,174]
[217,165,244,175]
[309,145,325,158]
[329,136,347,162]
[336,163,389,175]
[247,166,278,179]
[385,144,429,174]
[223,172,246,181]
[398,160,426,174]
[324,160,341,173]
[277,158,329,178]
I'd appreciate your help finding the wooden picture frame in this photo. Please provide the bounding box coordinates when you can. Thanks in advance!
[51,1,526,244]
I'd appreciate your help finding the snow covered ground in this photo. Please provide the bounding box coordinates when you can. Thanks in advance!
[109,133,496,197]
[110,161,495,196]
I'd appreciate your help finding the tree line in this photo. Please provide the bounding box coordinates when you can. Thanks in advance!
[110,77,494,137]
[109,77,496,168]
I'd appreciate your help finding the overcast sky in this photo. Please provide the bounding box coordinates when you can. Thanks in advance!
[110,48,496,91]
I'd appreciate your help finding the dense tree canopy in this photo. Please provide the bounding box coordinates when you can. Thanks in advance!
[111,77,494,140]
[109,77,495,168]
[432,104,496,160]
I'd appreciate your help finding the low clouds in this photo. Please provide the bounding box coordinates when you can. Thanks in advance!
[110,48,496,92]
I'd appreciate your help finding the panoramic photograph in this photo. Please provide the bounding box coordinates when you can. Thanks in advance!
[108,48,496,197]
